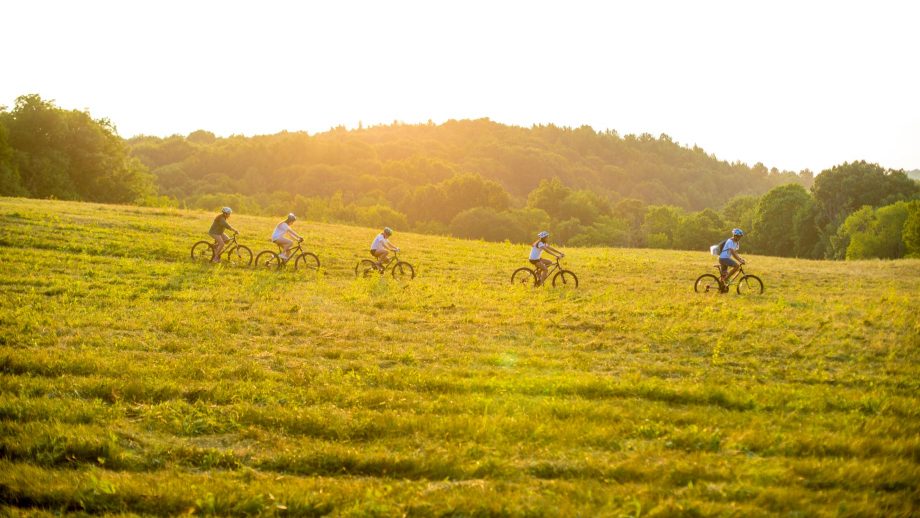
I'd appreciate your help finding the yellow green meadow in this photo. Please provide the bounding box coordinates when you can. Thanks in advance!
[1,197,918,516]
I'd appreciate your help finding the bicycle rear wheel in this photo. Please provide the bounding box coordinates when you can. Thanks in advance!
[511,267,537,286]
[225,245,253,267]
[191,241,214,262]
[552,270,579,288]
[355,260,380,278]
[736,275,764,294]
[392,261,415,280]
[254,250,281,270]
[694,274,723,294]
[295,252,320,273]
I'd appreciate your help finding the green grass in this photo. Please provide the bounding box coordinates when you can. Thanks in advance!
[1,197,918,517]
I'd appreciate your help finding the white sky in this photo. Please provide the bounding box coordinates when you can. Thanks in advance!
[2,0,918,173]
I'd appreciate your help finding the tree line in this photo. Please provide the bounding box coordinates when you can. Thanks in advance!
[2,94,918,259]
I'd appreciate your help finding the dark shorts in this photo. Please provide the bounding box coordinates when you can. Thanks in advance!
[371,249,386,258]
[719,257,738,273]
[529,259,545,266]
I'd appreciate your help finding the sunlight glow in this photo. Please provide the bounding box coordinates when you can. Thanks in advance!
[3,0,918,173]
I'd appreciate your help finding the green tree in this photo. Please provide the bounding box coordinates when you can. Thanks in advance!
[449,207,518,242]
[721,195,758,231]
[527,177,572,218]
[903,200,920,258]
[613,198,646,247]
[0,120,27,196]
[672,209,725,251]
[751,184,816,257]
[568,216,630,247]
[555,218,586,245]
[2,94,154,202]
[792,201,821,258]
[812,161,919,229]
[354,204,408,231]
[641,205,683,248]
[838,202,910,259]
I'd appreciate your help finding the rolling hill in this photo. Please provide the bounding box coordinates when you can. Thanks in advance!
[1,197,918,516]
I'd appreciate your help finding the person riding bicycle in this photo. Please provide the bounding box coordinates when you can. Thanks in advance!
[272,213,303,262]
[370,227,399,266]
[719,228,746,283]
[208,207,238,263]
[530,231,564,285]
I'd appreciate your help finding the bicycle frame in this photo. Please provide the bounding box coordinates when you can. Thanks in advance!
[717,264,746,285]
[534,257,563,283]
[215,234,241,257]
[275,240,306,263]
[374,251,404,272]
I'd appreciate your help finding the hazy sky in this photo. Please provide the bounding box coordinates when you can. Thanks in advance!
[3,0,918,173]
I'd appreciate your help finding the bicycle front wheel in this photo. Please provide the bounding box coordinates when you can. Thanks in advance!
[392,261,415,280]
[254,250,281,271]
[355,260,380,278]
[737,275,764,295]
[552,270,579,289]
[225,245,253,267]
[511,268,537,286]
[295,252,320,273]
[191,241,214,262]
[694,274,723,295]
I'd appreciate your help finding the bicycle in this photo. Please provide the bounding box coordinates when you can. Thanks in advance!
[511,257,578,288]
[694,263,763,295]
[354,251,415,279]
[253,239,320,272]
[190,233,253,267]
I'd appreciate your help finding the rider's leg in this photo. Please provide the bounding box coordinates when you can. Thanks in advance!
[210,234,226,263]
[275,238,293,260]
[538,259,551,283]
[719,258,736,282]
[375,250,389,266]
[727,265,739,281]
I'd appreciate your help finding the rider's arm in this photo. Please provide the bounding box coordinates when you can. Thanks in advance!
[731,249,744,263]
[545,245,564,257]
[224,220,237,233]
[289,229,302,241]
[386,241,399,251]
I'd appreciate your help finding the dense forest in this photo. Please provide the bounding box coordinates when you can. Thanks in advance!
[2,94,918,259]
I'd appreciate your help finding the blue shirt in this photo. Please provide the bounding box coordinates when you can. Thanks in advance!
[719,238,739,259]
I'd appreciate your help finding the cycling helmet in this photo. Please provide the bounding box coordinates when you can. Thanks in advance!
[383,227,393,235]
[287,213,297,221]
[732,228,745,236]
[221,207,232,215]
[537,231,550,239]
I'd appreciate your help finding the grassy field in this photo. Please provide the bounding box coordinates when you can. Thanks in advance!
[1,197,918,517]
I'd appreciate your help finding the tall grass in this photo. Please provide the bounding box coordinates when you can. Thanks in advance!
[1,197,918,516]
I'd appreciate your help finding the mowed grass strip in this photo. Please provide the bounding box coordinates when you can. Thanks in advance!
[1,197,919,516]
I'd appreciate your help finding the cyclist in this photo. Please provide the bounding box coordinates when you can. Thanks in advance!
[529,231,564,285]
[719,228,746,283]
[370,227,399,266]
[208,207,238,263]
[272,213,303,261]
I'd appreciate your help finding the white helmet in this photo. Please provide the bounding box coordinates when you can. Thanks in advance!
[537,231,550,239]
[383,227,393,235]
[287,213,297,221]
[221,207,232,215]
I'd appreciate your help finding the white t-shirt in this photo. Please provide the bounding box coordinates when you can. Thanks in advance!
[529,241,547,261]
[272,221,292,241]
[719,238,739,259]
[371,233,390,251]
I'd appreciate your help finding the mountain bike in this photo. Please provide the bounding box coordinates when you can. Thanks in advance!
[694,264,763,295]
[253,239,320,272]
[511,257,578,288]
[190,233,253,267]
[354,251,415,279]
